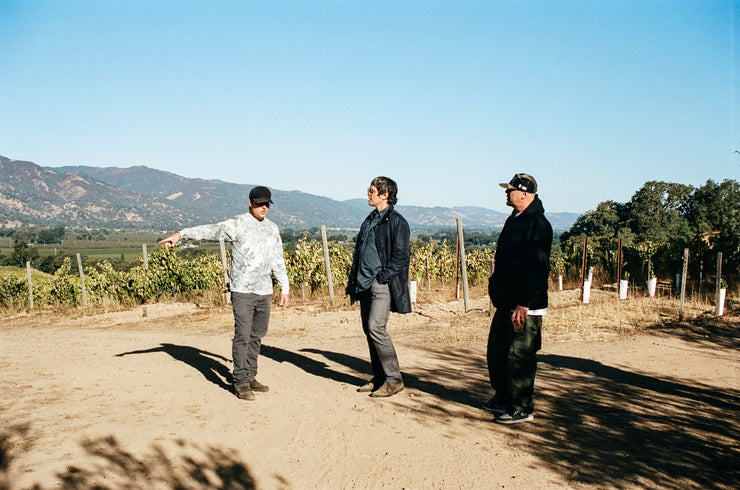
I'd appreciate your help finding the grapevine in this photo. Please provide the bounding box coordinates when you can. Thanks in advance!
[0,237,498,310]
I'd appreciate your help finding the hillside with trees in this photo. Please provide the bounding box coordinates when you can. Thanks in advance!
[4,156,581,231]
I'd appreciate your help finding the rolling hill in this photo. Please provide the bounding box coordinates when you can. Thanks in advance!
[0,155,578,231]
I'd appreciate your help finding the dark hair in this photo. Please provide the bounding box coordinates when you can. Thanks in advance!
[371,176,398,205]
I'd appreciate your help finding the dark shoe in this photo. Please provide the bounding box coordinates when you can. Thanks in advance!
[235,385,255,401]
[482,399,507,416]
[249,379,270,392]
[369,381,404,398]
[495,410,533,424]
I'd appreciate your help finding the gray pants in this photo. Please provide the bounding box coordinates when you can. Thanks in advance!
[359,281,402,384]
[231,292,272,388]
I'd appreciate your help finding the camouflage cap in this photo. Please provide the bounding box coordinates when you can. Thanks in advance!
[499,173,537,193]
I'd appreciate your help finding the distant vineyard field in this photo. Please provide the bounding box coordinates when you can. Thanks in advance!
[0,237,496,310]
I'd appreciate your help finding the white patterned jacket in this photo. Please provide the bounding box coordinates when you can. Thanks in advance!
[180,212,289,296]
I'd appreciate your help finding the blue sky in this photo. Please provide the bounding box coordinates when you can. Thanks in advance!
[1,0,737,214]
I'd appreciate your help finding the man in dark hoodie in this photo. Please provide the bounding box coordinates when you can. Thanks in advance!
[485,173,552,424]
[346,176,412,398]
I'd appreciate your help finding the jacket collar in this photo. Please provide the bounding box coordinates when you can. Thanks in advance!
[512,196,545,218]
[368,204,394,221]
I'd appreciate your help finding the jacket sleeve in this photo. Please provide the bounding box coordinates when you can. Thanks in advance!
[180,216,240,242]
[518,218,552,308]
[272,231,290,295]
[377,215,410,285]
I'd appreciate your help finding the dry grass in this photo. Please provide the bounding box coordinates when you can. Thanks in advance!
[547,288,668,340]
[405,282,737,344]
[4,282,736,344]
[546,286,737,341]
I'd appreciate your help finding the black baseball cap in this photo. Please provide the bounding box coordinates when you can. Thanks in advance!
[499,173,537,193]
[249,186,273,204]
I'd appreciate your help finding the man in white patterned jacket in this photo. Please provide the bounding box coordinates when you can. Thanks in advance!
[158,186,290,401]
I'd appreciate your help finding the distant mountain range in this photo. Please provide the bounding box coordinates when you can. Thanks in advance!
[0,155,579,231]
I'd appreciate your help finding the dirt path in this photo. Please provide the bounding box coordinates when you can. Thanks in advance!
[1,297,738,489]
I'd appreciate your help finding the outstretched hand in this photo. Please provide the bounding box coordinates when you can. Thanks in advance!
[158,231,181,249]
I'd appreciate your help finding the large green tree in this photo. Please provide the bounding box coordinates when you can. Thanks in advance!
[560,201,636,281]
[626,181,693,245]
[687,179,740,275]
[625,181,693,278]
[8,241,40,267]
[559,181,711,282]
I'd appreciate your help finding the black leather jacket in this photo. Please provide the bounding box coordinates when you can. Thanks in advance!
[347,205,412,313]
[489,196,553,311]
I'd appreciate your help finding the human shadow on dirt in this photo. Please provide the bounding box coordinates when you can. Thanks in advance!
[1,431,258,489]
[645,316,739,350]
[299,347,490,411]
[295,341,739,488]
[259,344,366,387]
[116,344,233,393]
[528,353,740,489]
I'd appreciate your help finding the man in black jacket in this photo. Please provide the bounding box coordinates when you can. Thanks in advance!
[485,173,552,424]
[346,176,411,398]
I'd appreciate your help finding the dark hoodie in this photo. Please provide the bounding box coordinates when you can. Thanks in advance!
[489,195,553,311]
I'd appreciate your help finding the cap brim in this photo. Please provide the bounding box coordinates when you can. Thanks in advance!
[499,183,515,189]
[252,199,273,204]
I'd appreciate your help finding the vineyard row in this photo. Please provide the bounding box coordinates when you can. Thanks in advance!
[0,237,497,309]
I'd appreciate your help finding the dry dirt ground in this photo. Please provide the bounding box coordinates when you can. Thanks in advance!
[1,292,738,489]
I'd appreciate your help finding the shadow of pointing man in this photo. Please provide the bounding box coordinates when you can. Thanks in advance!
[117,343,233,392]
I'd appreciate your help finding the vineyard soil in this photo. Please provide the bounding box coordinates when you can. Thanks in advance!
[1,293,738,489]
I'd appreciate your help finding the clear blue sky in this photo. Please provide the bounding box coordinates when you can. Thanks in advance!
[1,0,737,214]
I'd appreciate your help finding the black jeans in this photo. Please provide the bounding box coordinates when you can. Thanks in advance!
[231,292,272,388]
[487,309,542,413]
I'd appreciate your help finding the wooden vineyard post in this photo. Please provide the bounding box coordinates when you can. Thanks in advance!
[617,237,628,300]
[679,248,689,320]
[715,252,723,317]
[320,225,335,305]
[580,237,588,301]
[426,257,432,292]
[26,261,34,309]
[142,243,149,269]
[455,233,460,299]
[219,238,231,305]
[616,237,621,285]
[77,253,88,307]
[456,219,470,313]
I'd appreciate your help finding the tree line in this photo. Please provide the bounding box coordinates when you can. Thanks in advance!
[555,179,739,288]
